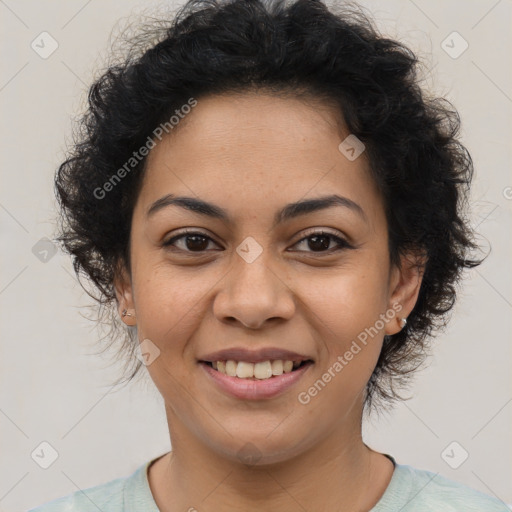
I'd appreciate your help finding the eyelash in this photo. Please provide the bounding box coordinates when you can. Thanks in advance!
[162,228,353,255]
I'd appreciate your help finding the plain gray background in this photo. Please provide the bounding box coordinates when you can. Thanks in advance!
[0,0,510,510]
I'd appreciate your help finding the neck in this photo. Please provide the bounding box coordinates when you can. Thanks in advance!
[148,405,392,511]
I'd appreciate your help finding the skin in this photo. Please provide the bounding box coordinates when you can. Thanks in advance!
[115,91,424,511]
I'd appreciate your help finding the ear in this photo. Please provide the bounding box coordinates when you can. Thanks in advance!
[385,250,426,336]
[114,262,136,326]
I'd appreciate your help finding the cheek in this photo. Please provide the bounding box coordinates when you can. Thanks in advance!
[298,265,389,397]
[129,262,211,401]
[131,260,227,352]
[131,263,185,337]
[303,263,389,340]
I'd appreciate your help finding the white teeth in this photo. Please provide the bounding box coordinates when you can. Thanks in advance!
[254,361,273,379]
[271,360,283,376]
[212,359,306,380]
[225,360,237,377]
[236,361,254,379]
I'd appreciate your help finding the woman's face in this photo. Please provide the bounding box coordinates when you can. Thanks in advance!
[116,92,421,464]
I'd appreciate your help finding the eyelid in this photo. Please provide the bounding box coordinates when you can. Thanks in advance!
[294,227,350,244]
[162,227,353,252]
[162,228,219,247]
[289,229,354,253]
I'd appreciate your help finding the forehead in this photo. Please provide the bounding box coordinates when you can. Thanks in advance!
[136,92,383,228]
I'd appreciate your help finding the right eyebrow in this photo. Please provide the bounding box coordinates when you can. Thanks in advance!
[146,193,367,227]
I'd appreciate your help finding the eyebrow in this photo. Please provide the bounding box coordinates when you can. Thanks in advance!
[147,193,367,227]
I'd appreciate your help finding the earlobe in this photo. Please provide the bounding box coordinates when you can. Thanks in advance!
[121,308,137,326]
[385,252,426,336]
[114,264,137,326]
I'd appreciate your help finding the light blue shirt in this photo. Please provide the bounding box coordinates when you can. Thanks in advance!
[28,454,509,511]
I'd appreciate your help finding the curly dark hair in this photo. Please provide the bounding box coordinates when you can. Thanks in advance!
[55,0,483,414]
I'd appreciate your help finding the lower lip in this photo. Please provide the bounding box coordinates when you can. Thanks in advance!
[199,361,313,400]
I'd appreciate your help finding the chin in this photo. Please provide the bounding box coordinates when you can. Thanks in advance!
[208,428,315,467]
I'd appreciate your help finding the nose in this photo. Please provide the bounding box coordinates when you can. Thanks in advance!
[212,250,296,330]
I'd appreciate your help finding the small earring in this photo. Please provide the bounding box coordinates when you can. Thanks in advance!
[400,317,407,329]
[121,309,136,326]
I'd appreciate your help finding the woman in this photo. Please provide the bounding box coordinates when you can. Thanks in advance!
[29,0,507,510]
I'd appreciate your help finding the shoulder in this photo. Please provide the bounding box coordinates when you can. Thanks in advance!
[27,461,153,512]
[375,463,510,512]
[26,477,125,512]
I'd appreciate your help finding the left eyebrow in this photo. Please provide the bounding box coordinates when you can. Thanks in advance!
[146,193,367,227]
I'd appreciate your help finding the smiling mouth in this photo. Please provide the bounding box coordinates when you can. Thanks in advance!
[199,359,314,380]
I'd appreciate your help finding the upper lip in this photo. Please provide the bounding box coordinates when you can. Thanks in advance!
[198,347,314,364]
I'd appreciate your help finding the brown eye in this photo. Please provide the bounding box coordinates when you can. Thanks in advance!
[162,229,352,255]
[163,231,218,252]
[292,231,352,253]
